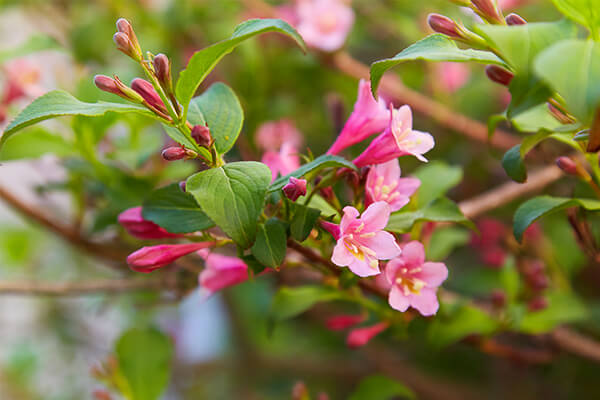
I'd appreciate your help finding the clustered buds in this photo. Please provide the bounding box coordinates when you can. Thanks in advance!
[505,13,527,25]
[485,65,514,86]
[282,177,307,201]
[191,124,212,147]
[114,18,142,61]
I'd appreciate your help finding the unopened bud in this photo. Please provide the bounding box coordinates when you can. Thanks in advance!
[179,181,186,192]
[428,14,464,38]
[115,18,142,60]
[282,177,307,201]
[548,103,576,124]
[94,75,144,103]
[528,296,548,312]
[490,289,507,308]
[485,65,513,86]
[556,156,578,176]
[161,147,187,161]
[153,54,172,88]
[131,78,167,113]
[506,13,527,25]
[191,125,212,147]
[113,32,140,60]
[471,0,504,24]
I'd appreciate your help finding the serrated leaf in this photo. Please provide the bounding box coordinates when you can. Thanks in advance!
[387,197,472,233]
[501,144,527,183]
[251,218,288,268]
[142,183,214,234]
[370,34,505,95]
[271,285,343,321]
[186,161,271,248]
[176,18,305,121]
[513,195,600,242]
[290,204,321,242]
[269,154,356,192]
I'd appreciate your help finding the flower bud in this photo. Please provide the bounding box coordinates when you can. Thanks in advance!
[178,181,186,192]
[346,322,389,348]
[115,18,142,60]
[131,78,167,113]
[325,314,366,331]
[471,0,504,24]
[191,124,212,147]
[118,206,180,239]
[113,32,140,60]
[127,242,215,273]
[505,13,527,25]
[485,65,513,86]
[153,53,172,88]
[162,147,187,161]
[282,177,307,201]
[94,75,144,103]
[556,156,578,176]
[528,296,548,312]
[490,290,507,308]
[427,14,464,39]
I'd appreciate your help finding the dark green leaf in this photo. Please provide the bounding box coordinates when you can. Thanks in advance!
[349,375,416,400]
[271,285,343,321]
[290,204,321,242]
[251,218,288,268]
[501,144,527,183]
[142,183,214,234]
[269,154,356,192]
[387,197,472,233]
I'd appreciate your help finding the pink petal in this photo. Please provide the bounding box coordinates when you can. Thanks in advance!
[346,322,388,348]
[340,206,360,233]
[401,241,426,267]
[408,288,440,316]
[325,314,366,331]
[331,240,354,266]
[401,130,435,162]
[199,258,248,295]
[347,256,380,277]
[388,285,410,312]
[360,231,401,260]
[419,262,449,288]
[360,201,391,232]
[395,177,421,197]
[384,258,402,285]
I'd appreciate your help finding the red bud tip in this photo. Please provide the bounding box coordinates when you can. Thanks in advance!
[471,0,504,24]
[153,53,172,86]
[93,75,120,95]
[485,65,513,86]
[427,14,463,39]
[490,290,507,308]
[505,13,527,25]
[131,78,167,113]
[115,18,142,60]
[113,32,134,56]
[161,147,187,161]
[116,18,132,34]
[528,296,548,312]
[178,181,186,192]
[191,124,212,147]
[282,177,307,201]
[555,156,578,176]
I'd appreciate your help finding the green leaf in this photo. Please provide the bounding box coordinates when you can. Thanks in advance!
[142,183,214,234]
[551,0,600,39]
[186,161,271,248]
[271,285,343,321]
[426,226,470,262]
[115,327,173,400]
[501,144,527,183]
[517,291,588,334]
[251,218,288,268]
[176,19,305,120]
[0,35,61,64]
[0,128,74,160]
[412,161,463,207]
[161,96,209,156]
[269,154,357,193]
[387,197,472,233]
[370,34,505,95]
[513,196,600,242]
[534,39,600,124]
[349,375,416,400]
[1,91,155,148]
[290,204,321,242]
[510,103,564,133]
[189,82,243,154]
[428,303,498,348]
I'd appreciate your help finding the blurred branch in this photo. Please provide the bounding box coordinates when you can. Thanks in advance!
[552,327,600,363]
[0,278,165,296]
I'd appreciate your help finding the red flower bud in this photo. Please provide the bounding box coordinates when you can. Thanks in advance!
[118,206,181,240]
[191,124,212,147]
[179,181,187,192]
[556,156,578,176]
[506,13,527,25]
[346,322,389,348]
[153,53,172,88]
[93,75,121,95]
[427,14,464,39]
[528,296,548,312]
[490,290,507,309]
[282,177,307,201]
[131,78,167,113]
[115,18,141,60]
[471,0,504,24]
[485,65,514,86]
[113,32,139,60]
[162,147,187,161]
[325,314,366,331]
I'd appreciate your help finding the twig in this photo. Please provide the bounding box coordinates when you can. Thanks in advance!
[0,278,164,296]
[552,327,600,363]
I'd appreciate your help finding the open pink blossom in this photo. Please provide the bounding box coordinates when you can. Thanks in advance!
[325,314,366,331]
[365,159,420,212]
[436,62,470,93]
[385,241,448,316]
[353,105,434,167]
[296,0,355,52]
[127,242,215,273]
[262,141,301,182]
[346,322,389,348]
[327,79,388,155]
[3,59,45,102]
[118,206,181,240]
[330,202,401,277]
[199,252,249,298]
[255,119,303,152]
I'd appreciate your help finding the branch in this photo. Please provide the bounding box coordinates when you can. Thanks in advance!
[552,327,600,363]
[0,278,165,296]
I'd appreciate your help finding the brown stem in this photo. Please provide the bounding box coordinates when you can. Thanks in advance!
[0,278,164,296]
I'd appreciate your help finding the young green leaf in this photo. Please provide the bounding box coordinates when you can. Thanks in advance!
[349,375,416,400]
[513,196,600,242]
[0,127,74,160]
[176,19,305,120]
[290,204,321,242]
[1,90,156,148]
[501,144,527,183]
[427,303,498,348]
[251,218,288,268]
[517,291,588,334]
[186,161,271,248]
[142,183,214,234]
[271,285,343,321]
[412,161,463,207]
[551,0,600,39]
[189,82,243,154]
[387,197,472,233]
[370,34,505,95]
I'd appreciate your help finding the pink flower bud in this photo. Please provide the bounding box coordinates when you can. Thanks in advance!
[427,14,464,39]
[115,18,142,60]
[93,75,121,95]
[528,296,548,312]
[131,78,167,113]
[505,13,527,25]
[282,177,307,201]
[199,253,249,297]
[153,53,172,88]
[191,125,212,147]
[118,206,181,240]
[162,147,187,161]
[325,314,366,331]
[320,220,341,241]
[556,156,578,176]
[113,32,139,60]
[485,65,514,86]
[346,322,388,348]
[127,242,215,273]
[471,0,504,24]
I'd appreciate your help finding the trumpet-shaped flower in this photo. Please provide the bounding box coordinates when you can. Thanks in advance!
[365,159,420,212]
[353,105,434,167]
[385,241,448,316]
[199,252,249,298]
[346,322,389,348]
[327,79,389,155]
[262,141,301,182]
[330,202,401,277]
[296,0,355,52]
[118,207,181,240]
[127,242,215,273]
[436,62,470,93]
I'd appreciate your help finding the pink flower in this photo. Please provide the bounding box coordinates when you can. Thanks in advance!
[325,314,366,331]
[255,119,303,152]
[385,241,448,316]
[282,177,307,201]
[199,252,249,297]
[346,322,389,348]
[353,105,434,167]
[330,202,401,277]
[327,79,389,155]
[365,159,420,212]
[2,59,45,103]
[436,62,470,93]
[296,0,355,52]
[262,141,301,182]
[118,207,181,240]
[127,242,215,273]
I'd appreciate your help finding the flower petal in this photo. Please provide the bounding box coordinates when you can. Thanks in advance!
[401,241,426,267]
[361,231,401,260]
[388,285,410,312]
[360,201,391,232]
[340,206,360,233]
[408,288,440,316]
[419,262,449,287]
[347,256,380,277]
[331,240,353,266]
